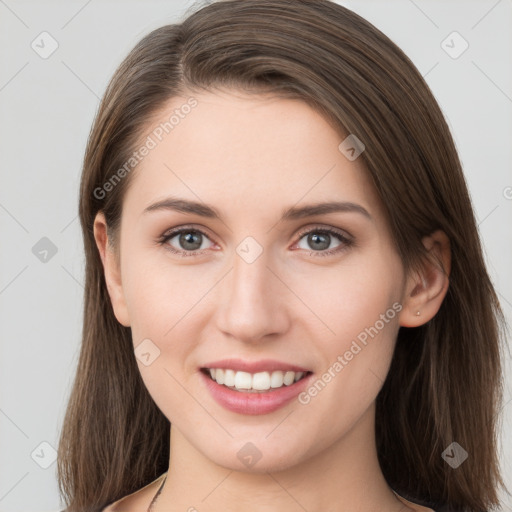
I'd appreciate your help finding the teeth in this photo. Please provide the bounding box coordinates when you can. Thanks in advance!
[234,371,252,389]
[252,371,270,391]
[283,371,295,386]
[224,369,236,387]
[270,370,284,388]
[206,368,306,392]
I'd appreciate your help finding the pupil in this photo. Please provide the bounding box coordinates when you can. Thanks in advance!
[181,231,201,250]
[177,231,330,252]
[309,233,329,250]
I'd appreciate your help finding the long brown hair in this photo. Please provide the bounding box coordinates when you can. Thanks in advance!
[56,1,508,510]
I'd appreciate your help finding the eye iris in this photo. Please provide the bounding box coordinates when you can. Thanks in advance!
[309,232,330,251]
[169,229,340,253]
[180,231,202,251]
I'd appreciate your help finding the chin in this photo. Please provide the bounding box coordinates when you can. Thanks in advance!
[204,440,308,474]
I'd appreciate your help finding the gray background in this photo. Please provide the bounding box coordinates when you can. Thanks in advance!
[0,0,511,510]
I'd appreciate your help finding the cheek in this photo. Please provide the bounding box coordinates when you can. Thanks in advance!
[294,307,400,452]
[293,249,402,344]
[121,251,207,391]
[293,249,402,408]
[123,256,201,421]
[121,247,200,337]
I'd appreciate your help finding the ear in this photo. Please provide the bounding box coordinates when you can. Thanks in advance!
[93,211,131,327]
[399,230,451,327]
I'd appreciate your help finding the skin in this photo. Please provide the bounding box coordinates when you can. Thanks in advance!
[94,89,450,512]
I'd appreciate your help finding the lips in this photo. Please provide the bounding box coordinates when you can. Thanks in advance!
[200,358,311,374]
[199,358,314,415]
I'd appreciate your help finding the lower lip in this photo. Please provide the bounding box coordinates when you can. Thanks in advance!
[200,370,313,415]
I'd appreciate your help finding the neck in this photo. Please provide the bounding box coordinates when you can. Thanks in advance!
[155,403,409,512]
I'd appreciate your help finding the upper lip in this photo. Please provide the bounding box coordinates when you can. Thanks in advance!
[201,358,311,374]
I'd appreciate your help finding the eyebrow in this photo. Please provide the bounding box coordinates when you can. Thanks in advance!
[142,197,372,221]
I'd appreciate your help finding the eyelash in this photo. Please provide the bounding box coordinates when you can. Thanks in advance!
[157,224,354,258]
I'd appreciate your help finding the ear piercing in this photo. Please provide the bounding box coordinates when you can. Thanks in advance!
[415,311,421,316]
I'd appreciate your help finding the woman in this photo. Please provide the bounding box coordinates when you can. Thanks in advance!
[56,1,507,511]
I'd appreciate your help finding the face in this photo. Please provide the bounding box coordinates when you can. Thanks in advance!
[100,89,410,472]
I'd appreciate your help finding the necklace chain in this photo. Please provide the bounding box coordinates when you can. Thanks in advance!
[146,476,414,512]
[147,474,167,512]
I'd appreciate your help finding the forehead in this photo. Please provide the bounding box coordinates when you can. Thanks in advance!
[123,89,381,221]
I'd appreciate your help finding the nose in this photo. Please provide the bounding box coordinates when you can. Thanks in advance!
[214,246,290,343]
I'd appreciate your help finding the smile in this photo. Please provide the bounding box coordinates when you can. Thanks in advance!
[201,368,311,392]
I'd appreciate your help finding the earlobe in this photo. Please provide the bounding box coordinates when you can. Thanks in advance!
[93,211,131,327]
[399,230,451,327]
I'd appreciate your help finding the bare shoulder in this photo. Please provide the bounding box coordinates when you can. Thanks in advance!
[101,474,166,512]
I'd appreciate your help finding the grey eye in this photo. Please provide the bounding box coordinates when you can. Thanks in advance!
[167,230,212,252]
[297,231,342,252]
